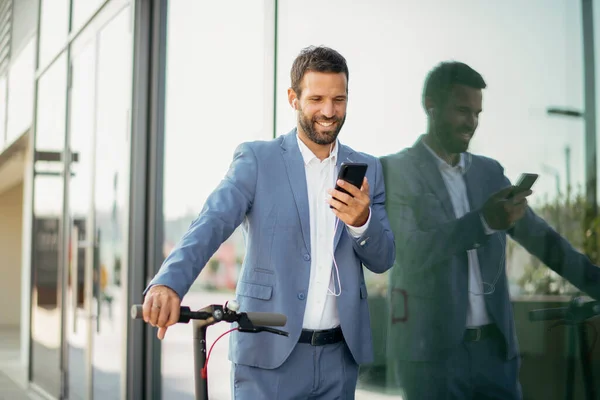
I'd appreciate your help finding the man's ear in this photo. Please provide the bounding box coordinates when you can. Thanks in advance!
[424,97,435,114]
[288,88,298,110]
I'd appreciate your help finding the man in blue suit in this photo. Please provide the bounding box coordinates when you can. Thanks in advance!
[142,46,395,399]
[381,61,600,399]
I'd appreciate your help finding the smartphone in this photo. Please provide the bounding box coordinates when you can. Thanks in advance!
[507,173,538,198]
[330,162,368,206]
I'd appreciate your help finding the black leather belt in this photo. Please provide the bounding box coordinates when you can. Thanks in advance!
[299,327,344,346]
[464,324,500,342]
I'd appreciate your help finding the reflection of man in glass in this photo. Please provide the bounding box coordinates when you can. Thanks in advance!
[142,46,395,399]
[380,61,600,399]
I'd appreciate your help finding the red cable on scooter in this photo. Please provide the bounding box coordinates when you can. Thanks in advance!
[201,328,239,379]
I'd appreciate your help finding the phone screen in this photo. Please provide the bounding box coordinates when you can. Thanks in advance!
[335,163,368,196]
[330,163,368,207]
[508,173,538,198]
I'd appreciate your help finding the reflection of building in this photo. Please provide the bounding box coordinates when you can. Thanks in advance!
[33,217,87,306]
[0,1,599,399]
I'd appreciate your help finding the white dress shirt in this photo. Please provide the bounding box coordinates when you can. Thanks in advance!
[296,136,370,330]
[423,144,492,327]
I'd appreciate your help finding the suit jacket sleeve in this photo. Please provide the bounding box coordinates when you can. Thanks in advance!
[504,174,600,300]
[145,143,258,299]
[346,158,395,273]
[381,155,490,273]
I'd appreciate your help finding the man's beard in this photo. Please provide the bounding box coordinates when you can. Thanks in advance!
[298,107,346,145]
[437,123,473,154]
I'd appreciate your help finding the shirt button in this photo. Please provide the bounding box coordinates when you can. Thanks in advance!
[298,292,305,300]
[303,253,310,261]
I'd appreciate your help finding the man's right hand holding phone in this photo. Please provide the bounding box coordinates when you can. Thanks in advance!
[482,186,532,230]
[327,177,371,228]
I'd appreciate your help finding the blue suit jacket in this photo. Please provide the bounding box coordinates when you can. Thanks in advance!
[380,136,600,362]
[147,129,395,368]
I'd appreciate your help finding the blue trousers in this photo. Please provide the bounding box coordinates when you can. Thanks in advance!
[231,341,359,399]
[395,333,522,400]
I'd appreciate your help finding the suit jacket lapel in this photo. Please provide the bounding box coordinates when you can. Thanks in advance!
[414,137,494,283]
[463,155,484,212]
[463,156,495,282]
[280,130,311,254]
[413,138,456,219]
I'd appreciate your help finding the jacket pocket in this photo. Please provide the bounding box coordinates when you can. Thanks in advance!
[236,281,273,300]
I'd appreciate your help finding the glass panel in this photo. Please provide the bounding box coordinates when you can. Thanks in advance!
[30,52,67,399]
[161,1,272,398]
[0,74,6,150]
[66,38,96,400]
[71,0,107,34]
[274,1,598,399]
[6,38,35,144]
[38,0,70,70]
[91,7,132,399]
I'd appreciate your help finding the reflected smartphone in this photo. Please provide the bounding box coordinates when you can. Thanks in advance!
[330,162,368,207]
[507,173,538,198]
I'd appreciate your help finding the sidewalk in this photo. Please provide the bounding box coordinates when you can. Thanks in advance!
[0,327,38,400]
[0,370,31,400]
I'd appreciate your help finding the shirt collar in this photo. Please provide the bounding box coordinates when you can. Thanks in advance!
[296,134,339,166]
[422,141,466,173]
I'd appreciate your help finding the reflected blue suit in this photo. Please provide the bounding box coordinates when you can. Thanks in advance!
[381,137,600,399]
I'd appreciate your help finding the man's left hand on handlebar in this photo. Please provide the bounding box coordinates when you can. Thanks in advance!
[142,285,181,340]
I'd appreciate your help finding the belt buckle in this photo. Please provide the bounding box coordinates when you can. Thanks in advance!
[311,331,319,346]
[473,328,482,341]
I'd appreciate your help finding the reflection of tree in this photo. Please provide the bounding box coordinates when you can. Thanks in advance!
[199,242,240,291]
[208,258,219,273]
[202,259,220,291]
[114,256,121,286]
[516,185,597,295]
[364,268,390,297]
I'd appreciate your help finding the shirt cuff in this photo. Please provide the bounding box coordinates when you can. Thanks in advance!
[480,213,497,235]
[347,207,372,238]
